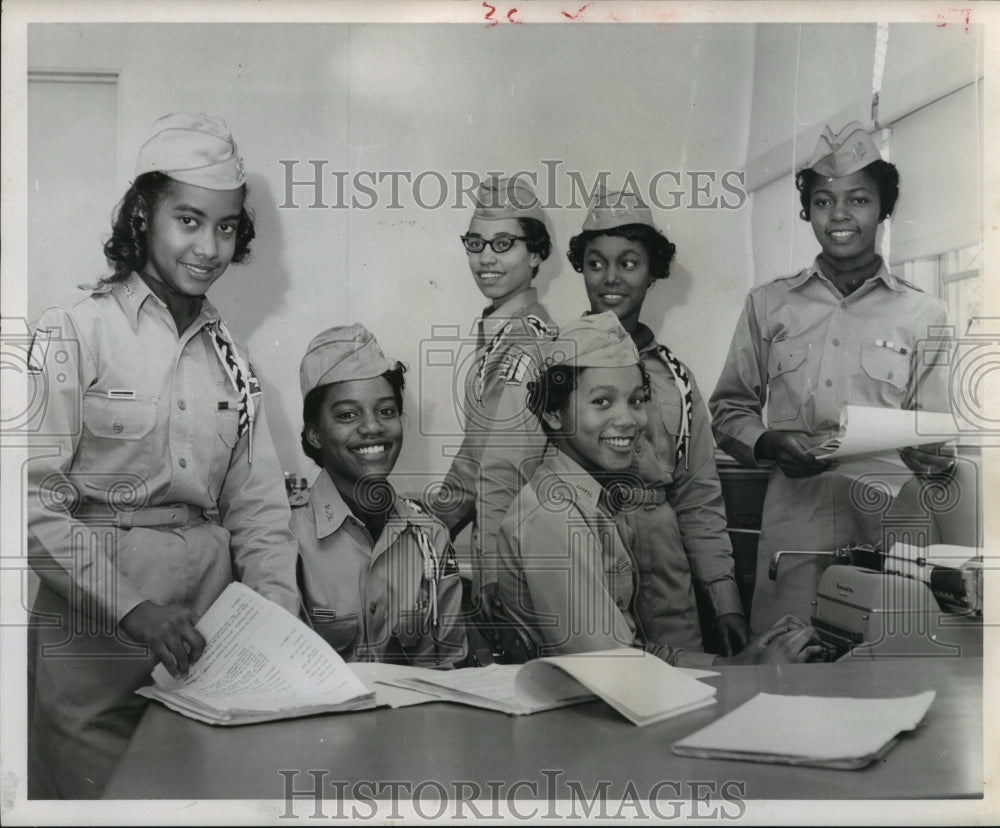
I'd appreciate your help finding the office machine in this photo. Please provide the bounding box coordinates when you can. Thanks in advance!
[770,544,983,659]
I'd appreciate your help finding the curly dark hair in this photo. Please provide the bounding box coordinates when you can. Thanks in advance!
[101,171,256,282]
[566,224,677,282]
[517,216,552,264]
[300,364,407,468]
[526,362,651,436]
[795,159,899,222]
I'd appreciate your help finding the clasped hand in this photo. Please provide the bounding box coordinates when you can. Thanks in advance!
[755,431,834,478]
[899,442,956,477]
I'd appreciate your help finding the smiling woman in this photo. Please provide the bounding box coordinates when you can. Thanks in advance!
[292,324,467,667]
[26,113,301,799]
[428,176,557,643]
[710,122,957,632]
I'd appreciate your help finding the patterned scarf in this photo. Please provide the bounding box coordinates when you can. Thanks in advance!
[656,344,693,469]
[209,319,256,463]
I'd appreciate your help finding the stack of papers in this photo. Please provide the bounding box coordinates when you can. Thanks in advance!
[672,691,935,769]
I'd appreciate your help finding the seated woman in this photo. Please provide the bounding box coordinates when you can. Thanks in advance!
[291,324,467,667]
[494,312,824,666]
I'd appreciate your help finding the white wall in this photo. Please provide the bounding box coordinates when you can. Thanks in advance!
[27,22,756,485]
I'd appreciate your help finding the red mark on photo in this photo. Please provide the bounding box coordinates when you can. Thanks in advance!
[507,7,522,23]
[936,8,972,31]
[483,2,498,27]
[561,2,592,20]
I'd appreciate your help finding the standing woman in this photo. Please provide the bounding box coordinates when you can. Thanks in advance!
[566,191,749,657]
[27,114,301,798]
[292,325,467,667]
[710,123,955,631]
[430,176,556,632]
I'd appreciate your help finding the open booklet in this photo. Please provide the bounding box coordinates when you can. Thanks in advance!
[672,690,936,769]
[136,582,375,725]
[378,648,718,726]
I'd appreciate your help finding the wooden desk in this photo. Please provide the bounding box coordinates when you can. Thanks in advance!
[103,657,982,801]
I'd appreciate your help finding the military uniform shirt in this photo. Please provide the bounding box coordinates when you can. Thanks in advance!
[709,258,952,629]
[431,288,555,598]
[26,272,300,798]
[496,447,716,668]
[292,469,467,667]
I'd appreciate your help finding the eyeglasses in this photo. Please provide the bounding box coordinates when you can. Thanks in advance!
[460,234,527,254]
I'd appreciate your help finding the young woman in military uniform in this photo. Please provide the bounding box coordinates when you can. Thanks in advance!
[710,123,957,632]
[429,177,557,633]
[27,114,301,798]
[292,325,467,667]
[565,192,750,658]
[494,313,822,666]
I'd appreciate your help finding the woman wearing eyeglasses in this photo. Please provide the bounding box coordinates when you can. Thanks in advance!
[429,177,556,645]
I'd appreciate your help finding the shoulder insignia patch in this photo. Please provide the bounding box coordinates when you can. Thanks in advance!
[26,328,53,375]
[524,314,555,338]
[500,352,532,385]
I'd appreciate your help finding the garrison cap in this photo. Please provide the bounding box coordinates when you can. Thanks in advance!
[135,112,246,190]
[548,312,640,369]
[581,187,655,232]
[807,121,882,178]
[471,176,546,223]
[299,324,396,397]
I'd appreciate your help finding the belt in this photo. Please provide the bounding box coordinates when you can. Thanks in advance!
[71,503,203,529]
[603,483,668,511]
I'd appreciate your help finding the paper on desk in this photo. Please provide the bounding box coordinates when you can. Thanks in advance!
[398,663,595,715]
[525,649,717,726]
[809,405,960,459]
[348,663,446,708]
[672,690,935,769]
[140,582,371,719]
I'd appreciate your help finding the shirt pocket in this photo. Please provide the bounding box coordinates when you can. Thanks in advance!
[394,603,431,650]
[77,394,157,492]
[766,341,810,423]
[209,404,241,501]
[860,344,910,394]
[310,610,359,656]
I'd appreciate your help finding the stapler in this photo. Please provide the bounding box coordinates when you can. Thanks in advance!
[769,544,983,660]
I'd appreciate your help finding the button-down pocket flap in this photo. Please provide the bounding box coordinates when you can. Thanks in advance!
[83,395,156,439]
[216,407,240,448]
[311,611,359,653]
[768,341,808,378]
[394,606,430,649]
[860,344,909,390]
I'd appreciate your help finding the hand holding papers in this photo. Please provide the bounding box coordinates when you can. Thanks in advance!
[382,648,718,726]
[672,691,935,769]
[136,582,374,725]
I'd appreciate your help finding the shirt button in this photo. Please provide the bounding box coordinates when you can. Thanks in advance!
[370,602,377,615]
[825,379,833,388]
[832,338,840,347]
[178,400,186,410]
[840,301,848,309]
[112,422,124,433]
[179,458,187,468]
